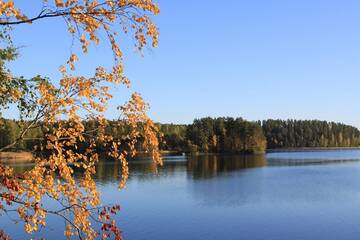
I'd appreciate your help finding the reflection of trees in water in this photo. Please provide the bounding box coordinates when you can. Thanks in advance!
[185,154,267,207]
[93,159,188,183]
[93,154,266,183]
[94,161,122,183]
[189,164,360,208]
[10,154,267,185]
[187,154,266,180]
[12,155,360,209]
[267,158,360,166]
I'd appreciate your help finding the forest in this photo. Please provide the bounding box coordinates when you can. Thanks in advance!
[261,119,360,148]
[160,117,266,154]
[2,117,360,154]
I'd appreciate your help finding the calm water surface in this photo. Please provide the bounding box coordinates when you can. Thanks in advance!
[4,150,360,239]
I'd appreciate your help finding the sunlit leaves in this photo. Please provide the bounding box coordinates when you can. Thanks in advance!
[0,0,162,239]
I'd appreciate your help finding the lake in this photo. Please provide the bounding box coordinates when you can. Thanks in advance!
[4,150,360,239]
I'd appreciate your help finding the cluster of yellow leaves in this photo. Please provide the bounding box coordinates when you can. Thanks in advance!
[0,0,162,239]
[10,88,22,100]
[0,0,28,21]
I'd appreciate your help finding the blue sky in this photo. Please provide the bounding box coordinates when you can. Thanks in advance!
[5,0,360,127]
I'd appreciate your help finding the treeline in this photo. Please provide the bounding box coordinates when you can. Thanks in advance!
[185,118,266,154]
[261,119,360,148]
[0,119,148,153]
[1,118,360,154]
[0,119,43,150]
[159,119,360,152]
[158,118,267,154]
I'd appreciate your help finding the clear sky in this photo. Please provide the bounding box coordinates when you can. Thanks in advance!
[5,0,360,127]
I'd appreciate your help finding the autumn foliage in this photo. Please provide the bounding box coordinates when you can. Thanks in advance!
[0,0,162,239]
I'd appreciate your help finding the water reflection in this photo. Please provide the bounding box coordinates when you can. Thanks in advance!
[187,154,266,180]
[267,150,360,161]
[92,154,267,183]
[92,154,360,209]
[10,152,360,183]
[267,150,360,166]
[97,151,360,183]
[95,158,187,184]
[5,151,360,240]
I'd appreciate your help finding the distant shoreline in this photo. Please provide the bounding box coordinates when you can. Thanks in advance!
[2,148,360,163]
[0,151,185,163]
[267,147,360,153]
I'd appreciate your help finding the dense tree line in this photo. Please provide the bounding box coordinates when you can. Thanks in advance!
[2,118,360,154]
[261,119,360,148]
[159,119,360,152]
[157,123,187,151]
[185,117,266,154]
[0,119,43,151]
